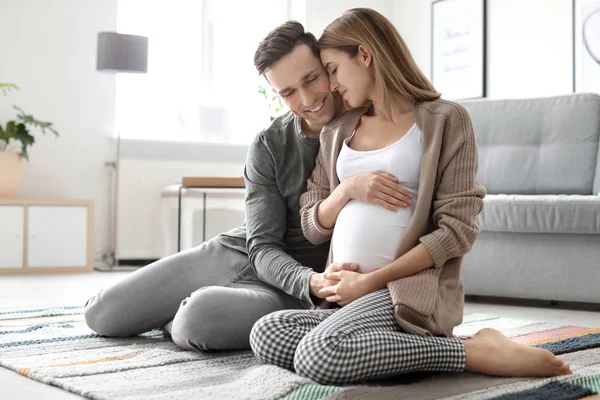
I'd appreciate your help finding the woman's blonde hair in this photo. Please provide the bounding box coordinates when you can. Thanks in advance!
[318,8,440,118]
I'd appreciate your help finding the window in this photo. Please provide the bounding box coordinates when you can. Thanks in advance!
[116,0,304,144]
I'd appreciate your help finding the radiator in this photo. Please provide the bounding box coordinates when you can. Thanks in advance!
[116,157,245,260]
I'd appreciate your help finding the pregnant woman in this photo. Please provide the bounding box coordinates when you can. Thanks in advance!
[250,8,571,385]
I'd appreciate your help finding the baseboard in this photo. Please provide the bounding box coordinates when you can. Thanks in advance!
[117,259,159,267]
[93,258,158,272]
[465,294,600,311]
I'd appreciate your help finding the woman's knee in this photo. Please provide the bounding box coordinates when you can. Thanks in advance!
[249,311,291,363]
[294,333,346,385]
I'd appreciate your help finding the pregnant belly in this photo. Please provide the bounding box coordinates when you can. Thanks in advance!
[331,200,413,274]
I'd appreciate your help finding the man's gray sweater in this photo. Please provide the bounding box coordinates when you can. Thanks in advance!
[218,111,330,306]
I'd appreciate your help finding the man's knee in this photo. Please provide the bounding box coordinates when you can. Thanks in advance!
[83,290,128,337]
[170,286,243,351]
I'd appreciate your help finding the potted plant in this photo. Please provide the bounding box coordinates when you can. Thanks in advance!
[0,83,59,197]
[258,84,284,122]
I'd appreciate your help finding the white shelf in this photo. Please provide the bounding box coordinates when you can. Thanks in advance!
[0,205,25,268]
[0,199,94,274]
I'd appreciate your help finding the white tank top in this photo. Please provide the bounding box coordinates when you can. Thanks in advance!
[331,123,423,274]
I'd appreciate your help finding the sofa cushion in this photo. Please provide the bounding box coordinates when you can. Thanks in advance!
[478,194,600,234]
[461,93,600,195]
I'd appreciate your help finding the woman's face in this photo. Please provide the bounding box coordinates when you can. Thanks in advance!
[320,47,373,108]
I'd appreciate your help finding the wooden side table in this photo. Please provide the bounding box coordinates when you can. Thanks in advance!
[177,177,245,252]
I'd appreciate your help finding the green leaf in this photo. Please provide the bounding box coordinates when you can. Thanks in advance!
[0,83,20,96]
[2,120,36,159]
[0,94,59,160]
[13,106,59,137]
[13,123,34,146]
[0,124,7,151]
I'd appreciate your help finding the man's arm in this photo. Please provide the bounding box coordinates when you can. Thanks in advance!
[245,134,316,305]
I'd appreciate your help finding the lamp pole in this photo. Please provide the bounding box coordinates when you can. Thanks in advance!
[96,31,149,269]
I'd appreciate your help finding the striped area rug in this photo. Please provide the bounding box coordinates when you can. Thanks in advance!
[0,307,599,400]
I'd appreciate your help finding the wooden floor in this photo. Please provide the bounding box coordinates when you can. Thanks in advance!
[1,271,599,400]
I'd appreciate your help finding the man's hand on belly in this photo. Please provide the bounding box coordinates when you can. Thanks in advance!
[309,262,358,298]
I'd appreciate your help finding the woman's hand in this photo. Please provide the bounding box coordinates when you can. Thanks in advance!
[310,262,358,298]
[318,270,377,305]
[344,172,413,212]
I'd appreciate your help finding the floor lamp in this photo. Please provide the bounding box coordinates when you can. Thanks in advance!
[96,32,149,268]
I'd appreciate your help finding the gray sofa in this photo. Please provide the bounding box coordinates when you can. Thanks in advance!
[460,93,600,304]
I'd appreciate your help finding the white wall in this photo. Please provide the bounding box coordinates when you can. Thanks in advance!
[486,0,572,98]
[393,0,574,99]
[393,0,433,81]
[305,0,394,36]
[0,0,118,264]
[116,140,245,260]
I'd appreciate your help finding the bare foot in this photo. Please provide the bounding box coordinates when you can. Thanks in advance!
[463,328,572,377]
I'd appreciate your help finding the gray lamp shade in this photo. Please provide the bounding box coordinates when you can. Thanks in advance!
[96,32,148,73]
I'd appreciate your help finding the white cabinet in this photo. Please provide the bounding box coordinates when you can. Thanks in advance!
[0,206,25,268]
[0,199,93,274]
[28,206,88,268]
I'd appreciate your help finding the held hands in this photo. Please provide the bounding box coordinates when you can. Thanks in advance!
[319,268,376,306]
[343,172,412,212]
[309,262,358,299]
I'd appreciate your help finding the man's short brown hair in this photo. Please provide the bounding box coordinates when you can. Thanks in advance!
[254,21,319,75]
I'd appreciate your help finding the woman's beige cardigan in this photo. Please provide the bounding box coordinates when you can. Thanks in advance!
[299,99,486,337]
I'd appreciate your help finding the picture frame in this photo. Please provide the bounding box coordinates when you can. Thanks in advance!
[431,0,487,100]
[573,0,600,93]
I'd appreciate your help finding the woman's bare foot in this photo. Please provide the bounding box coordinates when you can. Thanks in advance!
[463,328,572,377]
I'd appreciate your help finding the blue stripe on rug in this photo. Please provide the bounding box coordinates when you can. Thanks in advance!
[0,324,74,335]
[0,329,168,348]
[489,381,595,400]
[535,333,600,355]
[0,306,83,316]
[0,333,100,348]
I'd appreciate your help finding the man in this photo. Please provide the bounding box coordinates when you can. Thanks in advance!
[84,21,409,351]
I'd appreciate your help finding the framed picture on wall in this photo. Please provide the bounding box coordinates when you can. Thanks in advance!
[574,0,600,93]
[431,0,487,100]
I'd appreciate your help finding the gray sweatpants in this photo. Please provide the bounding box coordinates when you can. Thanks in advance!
[84,238,308,351]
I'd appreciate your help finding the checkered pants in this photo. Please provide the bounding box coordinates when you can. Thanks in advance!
[250,289,466,385]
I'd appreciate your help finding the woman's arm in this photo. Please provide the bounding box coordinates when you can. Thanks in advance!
[418,104,486,268]
[300,150,413,245]
[369,105,486,287]
[320,243,433,304]
[364,243,434,290]
[299,148,337,245]
[319,172,412,228]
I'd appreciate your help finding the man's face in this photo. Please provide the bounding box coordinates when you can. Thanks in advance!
[265,44,337,133]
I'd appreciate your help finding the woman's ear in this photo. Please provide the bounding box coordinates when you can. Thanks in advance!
[358,44,372,68]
